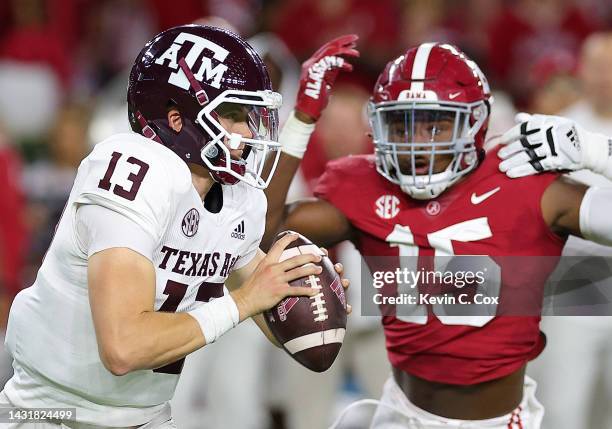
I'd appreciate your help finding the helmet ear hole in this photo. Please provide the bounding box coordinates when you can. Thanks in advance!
[469,103,485,125]
[166,103,183,133]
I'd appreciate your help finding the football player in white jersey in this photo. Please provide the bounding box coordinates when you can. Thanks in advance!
[0,25,350,428]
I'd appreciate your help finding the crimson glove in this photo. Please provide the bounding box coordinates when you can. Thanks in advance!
[296,34,359,121]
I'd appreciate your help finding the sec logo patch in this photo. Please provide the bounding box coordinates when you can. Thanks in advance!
[375,195,400,219]
[182,208,200,237]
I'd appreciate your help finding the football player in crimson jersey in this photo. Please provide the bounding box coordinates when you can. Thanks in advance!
[0,26,352,428]
[264,42,612,428]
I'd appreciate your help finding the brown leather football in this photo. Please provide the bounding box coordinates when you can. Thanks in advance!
[264,231,347,372]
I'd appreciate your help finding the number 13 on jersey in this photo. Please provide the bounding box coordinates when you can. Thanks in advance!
[98,151,150,201]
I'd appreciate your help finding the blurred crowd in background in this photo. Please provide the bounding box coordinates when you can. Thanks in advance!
[3,0,612,428]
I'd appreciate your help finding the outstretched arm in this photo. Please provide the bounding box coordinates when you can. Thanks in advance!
[498,113,612,179]
[498,113,612,245]
[264,143,306,250]
[264,35,359,249]
[281,198,356,249]
[541,176,587,237]
[542,176,612,246]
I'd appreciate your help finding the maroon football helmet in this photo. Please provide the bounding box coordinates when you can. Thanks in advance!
[369,43,492,199]
[127,25,282,188]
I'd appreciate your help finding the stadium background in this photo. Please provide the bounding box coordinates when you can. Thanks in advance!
[1,0,612,428]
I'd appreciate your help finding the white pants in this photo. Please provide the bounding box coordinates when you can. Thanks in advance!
[171,318,268,429]
[369,375,544,429]
[527,317,612,429]
[0,392,176,429]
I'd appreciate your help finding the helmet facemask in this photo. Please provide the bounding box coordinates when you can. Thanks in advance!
[197,89,282,189]
[369,100,488,200]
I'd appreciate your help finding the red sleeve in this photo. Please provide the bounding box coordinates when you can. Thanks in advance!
[489,146,561,240]
[525,171,566,246]
[313,159,342,203]
[313,156,377,219]
[490,150,565,248]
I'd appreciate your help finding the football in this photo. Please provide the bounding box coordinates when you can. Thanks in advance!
[264,231,347,372]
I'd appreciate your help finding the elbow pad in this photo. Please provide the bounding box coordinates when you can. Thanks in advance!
[579,186,612,246]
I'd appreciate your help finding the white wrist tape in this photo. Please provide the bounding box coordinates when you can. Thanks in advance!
[279,110,316,159]
[579,186,612,246]
[581,131,612,179]
[188,294,240,344]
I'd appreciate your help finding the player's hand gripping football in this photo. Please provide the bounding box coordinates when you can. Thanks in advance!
[232,234,351,320]
[295,34,360,123]
[232,233,322,319]
[498,113,612,178]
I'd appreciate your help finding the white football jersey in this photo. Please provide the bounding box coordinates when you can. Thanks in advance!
[3,133,266,426]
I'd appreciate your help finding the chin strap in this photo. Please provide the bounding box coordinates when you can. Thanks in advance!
[178,57,209,106]
[135,111,163,144]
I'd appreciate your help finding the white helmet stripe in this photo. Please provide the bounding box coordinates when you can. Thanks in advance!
[409,42,436,92]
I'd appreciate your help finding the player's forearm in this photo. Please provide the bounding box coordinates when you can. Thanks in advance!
[264,32,356,245]
[264,112,316,251]
[99,310,205,375]
[263,152,303,250]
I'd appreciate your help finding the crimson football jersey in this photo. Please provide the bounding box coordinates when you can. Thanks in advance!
[314,150,565,385]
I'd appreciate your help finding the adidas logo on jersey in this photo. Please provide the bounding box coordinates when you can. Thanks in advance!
[231,220,246,240]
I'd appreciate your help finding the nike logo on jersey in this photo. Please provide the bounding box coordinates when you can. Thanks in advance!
[231,220,246,240]
[448,91,461,99]
[471,187,501,205]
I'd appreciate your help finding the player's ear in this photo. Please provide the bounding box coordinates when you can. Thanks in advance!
[166,102,183,133]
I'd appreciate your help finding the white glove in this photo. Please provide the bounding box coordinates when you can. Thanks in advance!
[497,113,612,179]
